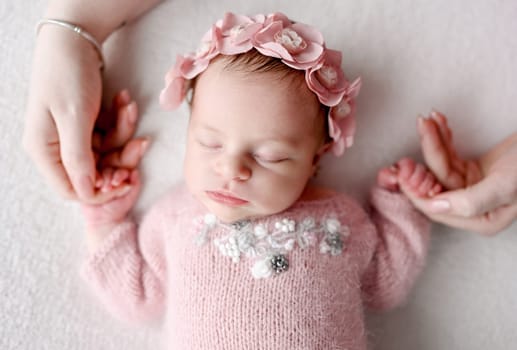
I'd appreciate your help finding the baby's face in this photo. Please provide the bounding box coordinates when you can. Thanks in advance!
[184,59,324,223]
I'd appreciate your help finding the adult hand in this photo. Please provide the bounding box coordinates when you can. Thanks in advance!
[23,27,146,204]
[403,111,517,235]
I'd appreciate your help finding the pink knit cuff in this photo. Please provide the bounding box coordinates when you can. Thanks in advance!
[81,220,137,280]
[370,186,412,211]
[369,186,430,254]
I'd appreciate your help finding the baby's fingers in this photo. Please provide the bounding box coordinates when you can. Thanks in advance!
[417,172,442,197]
[100,137,150,169]
[94,167,129,191]
[377,165,399,191]
[100,167,115,193]
[112,168,130,187]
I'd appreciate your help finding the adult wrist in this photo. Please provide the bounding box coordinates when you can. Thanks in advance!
[43,0,163,44]
[44,3,118,43]
[36,19,105,69]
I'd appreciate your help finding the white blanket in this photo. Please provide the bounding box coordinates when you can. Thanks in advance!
[1,0,516,349]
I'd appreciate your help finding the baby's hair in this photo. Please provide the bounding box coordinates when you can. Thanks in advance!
[161,12,360,156]
[161,12,361,156]
[191,49,332,146]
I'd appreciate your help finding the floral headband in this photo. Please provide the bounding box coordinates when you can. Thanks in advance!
[160,12,361,156]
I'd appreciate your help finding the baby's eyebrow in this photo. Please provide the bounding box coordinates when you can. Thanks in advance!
[195,121,302,148]
[256,135,301,149]
[197,124,221,133]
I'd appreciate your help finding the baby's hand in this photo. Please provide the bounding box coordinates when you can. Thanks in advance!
[377,158,442,198]
[89,90,149,203]
[81,168,141,229]
[94,167,131,193]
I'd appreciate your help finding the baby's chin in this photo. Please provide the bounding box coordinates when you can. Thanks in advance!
[209,208,254,224]
[192,188,293,224]
[195,195,250,223]
[200,197,276,224]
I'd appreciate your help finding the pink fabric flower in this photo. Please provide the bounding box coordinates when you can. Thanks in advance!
[306,49,348,106]
[327,78,362,155]
[190,25,221,76]
[217,13,265,55]
[160,11,362,156]
[160,56,189,110]
[263,12,292,27]
[252,19,324,70]
[160,26,222,110]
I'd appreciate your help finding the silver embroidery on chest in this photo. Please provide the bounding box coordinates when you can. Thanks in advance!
[194,213,350,279]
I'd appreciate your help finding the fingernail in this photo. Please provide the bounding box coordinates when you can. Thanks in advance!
[120,89,130,104]
[95,178,103,188]
[430,109,443,120]
[140,139,150,156]
[417,116,425,134]
[126,102,137,124]
[429,199,451,213]
[119,185,132,196]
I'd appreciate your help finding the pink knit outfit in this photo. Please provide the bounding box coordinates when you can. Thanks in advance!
[82,184,429,350]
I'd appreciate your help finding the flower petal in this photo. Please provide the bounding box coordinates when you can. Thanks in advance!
[160,75,187,110]
[219,38,253,55]
[291,23,324,45]
[346,77,362,99]
[219,12,253,34]
[292,42,324,64]
[256,42,291,60]
[265,12,291,27]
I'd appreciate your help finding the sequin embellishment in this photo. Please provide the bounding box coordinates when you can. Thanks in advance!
[194,214,350,279]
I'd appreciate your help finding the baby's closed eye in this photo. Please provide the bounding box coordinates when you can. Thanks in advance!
[196,137,222,150]
[253,153,290,163]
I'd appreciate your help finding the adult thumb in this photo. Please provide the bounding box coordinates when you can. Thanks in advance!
[58,120,96,201]
[428,174,511,217]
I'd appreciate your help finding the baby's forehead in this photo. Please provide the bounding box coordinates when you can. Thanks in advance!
[195,58,319,110]
[190,56,325,142]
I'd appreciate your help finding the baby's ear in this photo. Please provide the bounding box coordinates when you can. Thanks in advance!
[311,143,332,176]
[312,143,331,165]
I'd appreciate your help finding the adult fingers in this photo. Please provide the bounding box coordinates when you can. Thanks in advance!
[430,111,466,176]
[55,108,97,201]
[427,173,515,218]
[100,101,138,151]
[419,197,516,235]
[93,90,131,132]
[23,108,78,200]
[418,116,464,189]
[399,179,517,235]
[94,90,137,152]
[100,137,150,169]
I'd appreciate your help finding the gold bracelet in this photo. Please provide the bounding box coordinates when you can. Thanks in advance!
[36,18,104,69]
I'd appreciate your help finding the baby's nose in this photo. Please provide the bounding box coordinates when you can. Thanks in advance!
[215,154,251,181]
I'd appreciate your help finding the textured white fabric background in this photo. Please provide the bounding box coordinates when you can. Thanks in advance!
[1,0,516,349]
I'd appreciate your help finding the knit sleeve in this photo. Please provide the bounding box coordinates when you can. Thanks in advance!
[360,186,430,311]
[80,201,168,325]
